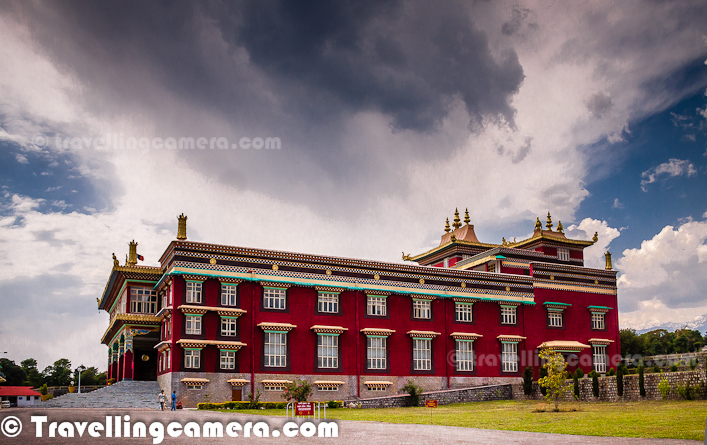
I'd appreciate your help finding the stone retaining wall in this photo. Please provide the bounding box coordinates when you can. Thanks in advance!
[353,384,513,408]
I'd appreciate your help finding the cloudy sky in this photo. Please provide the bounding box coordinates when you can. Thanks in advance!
[0,0,706,371]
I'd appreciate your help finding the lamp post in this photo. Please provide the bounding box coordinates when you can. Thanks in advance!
[77,366,86,394]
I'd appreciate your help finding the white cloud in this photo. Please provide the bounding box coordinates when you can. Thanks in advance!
[640,158,697,191]
[15,153,28,164]
[612,198,624,209]
[565,218,620,269]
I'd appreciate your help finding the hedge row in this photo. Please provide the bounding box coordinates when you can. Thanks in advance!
[197,400,344,410]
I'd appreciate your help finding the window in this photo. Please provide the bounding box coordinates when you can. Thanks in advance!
[161,292,168,310]
[264,385,285,391]
[166,349,171,370]
[185,315,202,335]
[501,343,518,373]
[263,288,286,310]
[366,337,386,369]
[317,292,339,313]
[455,341,474,371]
[455,303,473,322]
[591,312,606,330]
[368,386,386,391]
[548,311,563,328]
[130,288,157,314]
[184,350,200,369]
[317,335,338,368]
[413,338,432,370]
[221,318,237,336]
[558,247,570,261]
[592,345,607,373]
[501,306,517,325]
[318,386,338,391]
[264,332,287,367]
[185,282,202,304]
[221,285,237,306]
[487,263,496,273]
[220,350,236,370]
[186,384,202,390]
[367,296,386,316]
[413,300,431,319]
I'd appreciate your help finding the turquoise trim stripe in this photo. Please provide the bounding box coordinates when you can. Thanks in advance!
[220,282,239,287]
[500,341,520,344]
[455,339,476,343]
[317,333,340,337]
[263,330,288,333]
[365,335,388,338]
[588,305,613,310]
[543,301,572,306]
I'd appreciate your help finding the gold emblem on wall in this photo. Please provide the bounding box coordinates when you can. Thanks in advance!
[419,279,425,284]
[374,274,380,280]
[272,264,279,271]
[209,258,217,265]
[505,286,510,292]
[326,270,332,275]
[461,282,466,288]
[141,354,150,362]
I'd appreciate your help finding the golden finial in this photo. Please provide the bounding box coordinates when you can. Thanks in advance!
[450,234,457,242]
[534,217,542,231]
[452,208,462,229]
[402,252,413,261]
[177,213,188,240]
[444,218,451,233]
[557,221,564,233]
[545,212,553,230]
[127,240,138,266]
[125,254,128,266]
[502,237,507,246]
[605,251,613,270]
[593,232,599,243]
[112,253,119,267]
[464,208,470,225]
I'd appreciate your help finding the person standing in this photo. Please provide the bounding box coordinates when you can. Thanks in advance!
[158,390,166,411]
[171,391,177,411]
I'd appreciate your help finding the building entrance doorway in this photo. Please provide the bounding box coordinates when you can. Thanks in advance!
[232,388,242,401]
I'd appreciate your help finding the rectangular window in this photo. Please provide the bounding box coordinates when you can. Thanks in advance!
[185,282,202,304]
[161,292,168,310]
[318,386,338,391]
[558,247,570,261]
[264,385,285,391]
[548,311,563,328]
[185,315,202,335]
[184,350,200,369]
[221,285,237,306]
[317,292,339,313]
[592,345,607,373]
[221,318,237,336]
[501,343,518,373]
[413,338,432,371]
[413,300,431,319]
[264,332,287,367]
[487,263,496,273]
[368,386,386,391]
[220,350,236,370]
[591,312,606,330]
[455,341,474,371]
[455,303,473,322]
[263,288,286,310]
[366,337,386,370]
[130,288,157,314]
[366,296,386,316]
[166,349,171,370]
[186,384,202,390]
[501,306,517,325]
[317,335,339,368]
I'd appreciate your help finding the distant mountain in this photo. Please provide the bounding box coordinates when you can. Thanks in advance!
[631,313,707,335]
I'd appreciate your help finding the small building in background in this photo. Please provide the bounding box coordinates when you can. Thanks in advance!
[0,386,43,407]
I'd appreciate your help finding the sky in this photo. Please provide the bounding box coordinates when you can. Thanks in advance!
[0,0,706,372]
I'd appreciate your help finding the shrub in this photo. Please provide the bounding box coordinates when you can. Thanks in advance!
[607,368,615,376]
[638,365,646,397]
[573,373,580,398]
[283,380,313,403]
[39,384,48,395]
[327,400,341,409]
[670,364,678,372]
[402,380,424,407]
[689,359,697,370]
[616,366,624,397]
[107,378,116,385]
[591,371,599,398]
[676,381,693,400]
[653,364,660,373]
[247,390,261,409]
[658,375,671,400]
[539,367,548,396]
[522,367,534,396]
[574,368,584,379]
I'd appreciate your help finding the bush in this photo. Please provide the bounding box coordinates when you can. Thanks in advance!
[591,371,599,398]
[107,378,116,385]
[670,364,678,372]
[402,380,424,407]
[539,367,548,396]
[247,390,261,409]
[616,366,624,397]
[522,367,534,396]
[689,359,697,370]
[574,368,584,379]
[283,380,313,403]
[676,381,693,400]
[573,373,580,398]
[658,375,671,400]
[607,368,615,376]
[327,400,342,409]
[653,364,660,373]
[39,384,48,395]
[638,365,646,397]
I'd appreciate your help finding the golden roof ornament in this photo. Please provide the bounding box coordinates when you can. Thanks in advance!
[450,234,457,242]
[452,208,462,230]
[464,208,470,225]
[557,221,564,233]
[545,212,553,230]
[112,253,119,267]
[127,240,138,266]
[534,217,542,231]
[593,232,599,243]
[444,218,451,233]
[402,252,413,261]
[502,237,507,246]
[177,213,188,240]
[605,251,613,270]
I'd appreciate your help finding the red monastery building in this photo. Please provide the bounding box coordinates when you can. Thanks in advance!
[98,211,619,407]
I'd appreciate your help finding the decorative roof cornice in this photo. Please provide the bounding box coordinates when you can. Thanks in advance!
[363,381,392,388]
[407,330,441,338]
[497,335,527,342]
[450,332,483,341]
[588,338,615,345]
[176,339,246,350]
[360,328,395,337]
[227,379,248,386]
[101,314,161,344]
[257,322,296,332]
[311,325,348,334]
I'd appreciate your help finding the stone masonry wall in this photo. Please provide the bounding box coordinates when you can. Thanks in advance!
[356,384,513,408]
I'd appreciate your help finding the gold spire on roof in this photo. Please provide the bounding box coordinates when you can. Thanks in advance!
[557,221,564,233]
[545,212,553,230]
[605,251,612,270]
[444,218,451,233]
[464,208,470,225]
[127,240,138,266]
[452,208,462,230]
[112,253,119,267]
[534,217,542,231]
[177,213,188,240]
[593,232,599,243]
[502,237,507,246]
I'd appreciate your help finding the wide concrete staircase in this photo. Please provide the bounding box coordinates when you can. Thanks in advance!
[44,381,162,409]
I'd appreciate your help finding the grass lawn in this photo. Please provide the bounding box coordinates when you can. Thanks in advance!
[209,399,707,441]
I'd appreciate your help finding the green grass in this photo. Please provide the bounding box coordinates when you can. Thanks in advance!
[209,400,707,441]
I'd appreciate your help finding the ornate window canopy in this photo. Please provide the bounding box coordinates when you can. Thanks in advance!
[314,381,345,388]
[360,328,395,337]
[544,302,572,311]
[180,378,209,384]
[176,339,246,351]
[450,332,483,341]
[587,306,612,313]
[538,340,590,352]
[227,379,248,387]
[588,338,615,345]
[311,325,348,335]
[497,335,526,343]
[363,381,392,389]
[257,322,296,332]
[407,330,441,339]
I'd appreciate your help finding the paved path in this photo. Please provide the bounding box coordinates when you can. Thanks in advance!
[0,409,701,444]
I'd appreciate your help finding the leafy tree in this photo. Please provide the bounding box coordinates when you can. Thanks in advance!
[590,371,599,398]
[619,329,644,356]
[75,366,102,386]
[21,358,44,388]
[43,359,72,386]
[537,348,571,411]
[282,379,312,403]
[0,359,27,386]
[538,366,548,396]
[522,367,534,396]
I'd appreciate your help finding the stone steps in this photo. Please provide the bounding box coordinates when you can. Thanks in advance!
[45,381,163,409]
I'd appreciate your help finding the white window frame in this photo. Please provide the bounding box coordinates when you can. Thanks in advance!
[413,338,432,371]
[548,311,563,328]
[264,385,285,391]
[591,312,606,330]
[501,343,518,373]
[557,247,570,261]
[413,300,431,319]
[455,341,474,371]
[130,288,157,314]
[263,288,286,310]
[185,282,202,304]
[501,306,517,325]
[455,303,473,322]
[317,334,339,369]
[366,337,387,370]
[264,332,287,367]
[317,292,339,313]
[367,296,387,316]
[221,284,238,306]
[318,386,338,391]
[220,350,236,370]
[221,318,237,336]
[184,350,200,369]
[185,315,202,335]
[186,384,202,390]
[592,345,607,373]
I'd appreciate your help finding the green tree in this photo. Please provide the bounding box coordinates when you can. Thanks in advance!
[75,366,102,386]
[401,380,424,407]
[573,371,580,398]
[43,359,72,386]
[21,358,44,388]
[619,329,644,356]
[616,366,624,397]
[538,348,571,411]
[590,371,600,398]
[282,379,312,403]
[0,359,27,386]
[539,366,548,396]
[522,366,534,396]
[638,365,646,397]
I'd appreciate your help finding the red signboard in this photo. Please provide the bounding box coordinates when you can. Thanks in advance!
[425,400,438,408]
[295,402,314,416]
